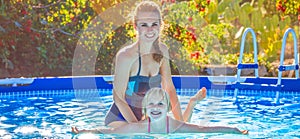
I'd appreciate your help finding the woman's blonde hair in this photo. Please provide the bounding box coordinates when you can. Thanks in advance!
[133,1,162,24]
[142,87,171,116]
[133,1,163,63]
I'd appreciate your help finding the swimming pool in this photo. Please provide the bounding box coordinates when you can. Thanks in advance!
[0,87,299,138]
[1,75,300,138]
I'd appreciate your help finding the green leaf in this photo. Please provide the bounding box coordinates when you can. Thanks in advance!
[251,9,264,31]
[217,0,228,13]
[265,17,271,31]
[239,10,249,27]
[257,0,264,7]
[209,12,218,24]
[241,2,253,14]
[270,15,279,32]
[233,0,241,12]
[224,7,236,22]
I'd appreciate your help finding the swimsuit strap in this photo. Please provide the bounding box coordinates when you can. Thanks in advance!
[137,45,141,76]
[167,116,169,133]
[148,118,151,133]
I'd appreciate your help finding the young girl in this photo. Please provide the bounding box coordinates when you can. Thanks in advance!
[72,88,248,134]
[105,0,206,128]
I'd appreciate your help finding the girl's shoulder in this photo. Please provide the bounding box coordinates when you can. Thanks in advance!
[167,116,186,132]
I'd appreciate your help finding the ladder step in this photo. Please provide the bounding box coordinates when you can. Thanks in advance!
[278,65,299,71]
[232,82,283,91]
[237,63,258,69]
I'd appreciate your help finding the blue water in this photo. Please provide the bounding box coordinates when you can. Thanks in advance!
[0,89,299,138]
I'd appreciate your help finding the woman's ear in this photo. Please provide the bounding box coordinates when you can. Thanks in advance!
[133,23,137,30]
[134,24,140,35]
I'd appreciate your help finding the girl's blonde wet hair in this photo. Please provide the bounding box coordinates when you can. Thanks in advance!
[133,1,163,63]
[142,87,171,116]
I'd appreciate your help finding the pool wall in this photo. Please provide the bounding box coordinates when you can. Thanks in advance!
[1,75,300,92]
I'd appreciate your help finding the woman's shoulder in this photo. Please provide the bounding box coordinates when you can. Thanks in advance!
[127,119,148,131]
[159,43,170,54]
[116,44,137,61]
[159,43,168,51]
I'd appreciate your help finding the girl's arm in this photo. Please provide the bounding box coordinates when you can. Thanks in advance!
[113,51,138,123]
[176,122,248,134]
[72,126,112,134]
[72,122,147,134]
[183,87,207,122]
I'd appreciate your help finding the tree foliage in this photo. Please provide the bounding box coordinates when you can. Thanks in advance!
[0,0,95,77]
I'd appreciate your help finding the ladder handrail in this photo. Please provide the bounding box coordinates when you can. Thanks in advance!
[236,28,259,82]
[277,28,299,85]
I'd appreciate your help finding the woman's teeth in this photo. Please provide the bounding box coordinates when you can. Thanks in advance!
[151,111,161,115]
[146,33,155,38]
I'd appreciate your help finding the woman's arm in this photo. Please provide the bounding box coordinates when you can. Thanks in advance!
[113,50,138,123]
[159,44,206,122]
[159,44,184,121]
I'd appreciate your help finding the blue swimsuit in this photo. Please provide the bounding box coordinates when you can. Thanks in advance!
[104,53,161,125]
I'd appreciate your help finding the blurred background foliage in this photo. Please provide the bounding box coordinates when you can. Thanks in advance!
[0,0,299,78]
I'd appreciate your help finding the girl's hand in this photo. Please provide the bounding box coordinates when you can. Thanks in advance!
[241,130,249,135]
[71,126,79,134]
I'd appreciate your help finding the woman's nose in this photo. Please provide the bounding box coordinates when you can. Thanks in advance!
[147,26,154,31]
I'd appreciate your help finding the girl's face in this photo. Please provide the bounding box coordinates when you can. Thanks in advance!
[145,92,168,120]
[135,12,161,42]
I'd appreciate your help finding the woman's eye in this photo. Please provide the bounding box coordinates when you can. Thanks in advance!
[141,24,148,27]
[158,102,164,105]
[148,103,154,105]
[152,23,158,27]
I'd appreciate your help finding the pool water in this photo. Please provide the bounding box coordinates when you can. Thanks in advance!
[0,89,299,138]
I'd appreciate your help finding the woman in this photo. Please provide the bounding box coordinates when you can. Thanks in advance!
[73,88,248,134]
[104,1,206,127]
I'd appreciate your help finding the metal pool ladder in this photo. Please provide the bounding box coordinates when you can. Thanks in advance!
[233,28,259,103]
[233,28,299,104]
[275,28,299,103]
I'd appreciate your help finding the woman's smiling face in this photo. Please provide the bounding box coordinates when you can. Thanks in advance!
[135,12,161,42]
